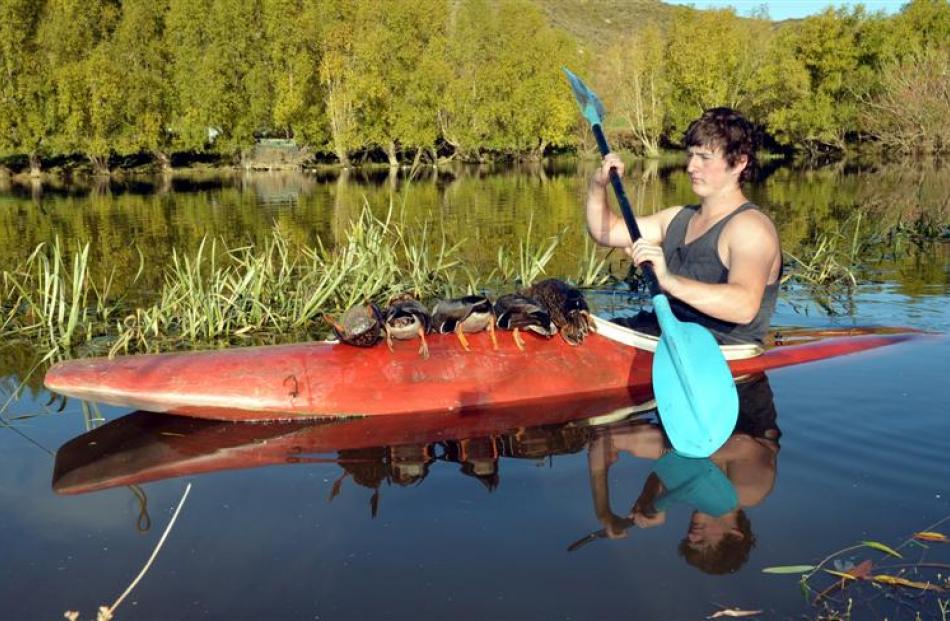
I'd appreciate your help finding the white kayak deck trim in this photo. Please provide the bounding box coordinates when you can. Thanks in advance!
[590,315,763,360]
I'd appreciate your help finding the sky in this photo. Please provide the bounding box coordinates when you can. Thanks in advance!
[663,0,907,20]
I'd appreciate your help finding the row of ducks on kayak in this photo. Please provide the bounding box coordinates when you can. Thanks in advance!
[324,278,595,359]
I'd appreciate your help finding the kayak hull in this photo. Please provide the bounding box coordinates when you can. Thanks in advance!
[44,321,926,422]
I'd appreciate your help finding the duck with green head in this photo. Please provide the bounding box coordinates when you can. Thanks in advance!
[431,295,498,351]
[494,293,557,351]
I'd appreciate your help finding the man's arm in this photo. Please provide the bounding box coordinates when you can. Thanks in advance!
[586,153,677,248]
[630,210,780,325]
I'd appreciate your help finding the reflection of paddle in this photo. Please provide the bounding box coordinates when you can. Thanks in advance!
[566,517,636,552]
[563,68,738,458]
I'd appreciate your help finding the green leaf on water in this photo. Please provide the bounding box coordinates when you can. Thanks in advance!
[762,565,816,574]
[861,540,903,558]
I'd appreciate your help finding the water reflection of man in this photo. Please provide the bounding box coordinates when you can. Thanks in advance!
[586,374,780,574]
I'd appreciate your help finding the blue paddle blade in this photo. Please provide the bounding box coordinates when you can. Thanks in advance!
[651,295,739,458]
[562,67,605,127]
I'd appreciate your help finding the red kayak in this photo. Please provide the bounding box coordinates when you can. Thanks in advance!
[44,317,926,422]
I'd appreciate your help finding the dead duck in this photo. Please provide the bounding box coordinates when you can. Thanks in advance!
[493,293,557,351]
[431,294,498,351]
[324,303,385,348]
[526,279,594,346]
[383,293,432,359]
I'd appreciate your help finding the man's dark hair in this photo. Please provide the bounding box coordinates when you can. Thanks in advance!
[677,510,756,575]
[684,108,758,184]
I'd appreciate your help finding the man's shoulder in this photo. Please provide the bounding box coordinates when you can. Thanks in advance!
[725,207,778,242]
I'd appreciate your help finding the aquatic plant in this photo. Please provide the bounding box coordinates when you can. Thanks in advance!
[783,213,865,315]
[762,517,950,621]
[0,238,139,387]
[0,199,612,360]
[574,236,615,288]
[494,214,564,287]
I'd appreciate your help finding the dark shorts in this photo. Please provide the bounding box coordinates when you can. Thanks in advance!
[735,374,781,444]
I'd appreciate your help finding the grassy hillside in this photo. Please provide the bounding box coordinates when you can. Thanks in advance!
[531,0,675,52]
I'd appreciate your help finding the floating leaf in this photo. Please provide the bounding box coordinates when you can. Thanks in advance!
[914,531,948,543]
[813,560,874,603]
[861,540,902,558]
[823,569,860,581]
[872,575,945,592]
[707,608,764,619]
[762,565,816,574]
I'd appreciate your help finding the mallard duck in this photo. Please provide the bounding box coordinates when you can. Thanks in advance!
[431,295,498,351]
[324,303,385,348]
[384,293,432,359]
[493,293,557,351]
[526,279,594,346]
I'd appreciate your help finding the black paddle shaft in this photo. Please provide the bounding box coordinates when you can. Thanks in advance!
[591,124,662,298]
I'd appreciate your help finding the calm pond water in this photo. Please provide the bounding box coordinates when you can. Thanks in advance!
[2,161,949,620]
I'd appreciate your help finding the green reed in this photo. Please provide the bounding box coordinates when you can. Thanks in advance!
[1,202,615,359]
[0,238,120,353]
[494,213,565,287]
[575,236,615,288]
[783,213,866,315]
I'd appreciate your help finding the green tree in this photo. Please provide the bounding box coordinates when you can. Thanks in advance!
[753,8,868,154]
[166,0,271,158]
[0,0,50,175]
[263,0,327,151]
[600,24,667,157]
[317,0,360,166]
[109,0,174,169]
[37,0,121,174]
[496,0,577,158]
[663,7,769,138]
[442,0,577,160]
[165,0,213,152]
[891,0,950,55]
[349,0,450,166]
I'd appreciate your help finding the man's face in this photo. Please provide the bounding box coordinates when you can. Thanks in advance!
[685,511,742,548]
[685,145,745,199]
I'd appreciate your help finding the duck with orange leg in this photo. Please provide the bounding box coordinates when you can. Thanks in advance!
[494,293,557,351]
[431,295,498,352]
[526,279,595,346]
[383,293,432,359]
[324,303,385,348]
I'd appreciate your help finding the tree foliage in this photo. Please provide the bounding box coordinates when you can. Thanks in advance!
[1,0,949,172]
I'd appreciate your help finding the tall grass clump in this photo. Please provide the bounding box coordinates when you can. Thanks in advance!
[110,201,473,355]
[784,214,865,314]
[495,214,564,287]
[0,238,126,354]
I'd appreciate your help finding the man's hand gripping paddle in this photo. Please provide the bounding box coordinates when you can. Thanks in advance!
[563,67,738,458]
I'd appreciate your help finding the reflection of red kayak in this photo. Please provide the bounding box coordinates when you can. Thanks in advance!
[52,392,634,495]
[44,318,925,422]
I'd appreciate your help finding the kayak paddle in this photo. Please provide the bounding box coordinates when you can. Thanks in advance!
[562,67,738,458]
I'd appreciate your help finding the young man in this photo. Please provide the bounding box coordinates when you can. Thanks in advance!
[586,108,782,345]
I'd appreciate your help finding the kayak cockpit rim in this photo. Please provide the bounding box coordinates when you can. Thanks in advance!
[589,315,763,360]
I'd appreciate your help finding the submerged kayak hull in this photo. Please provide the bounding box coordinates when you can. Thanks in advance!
[44,321,925,422]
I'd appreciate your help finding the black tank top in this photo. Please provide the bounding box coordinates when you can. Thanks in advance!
[660,203,780,345]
